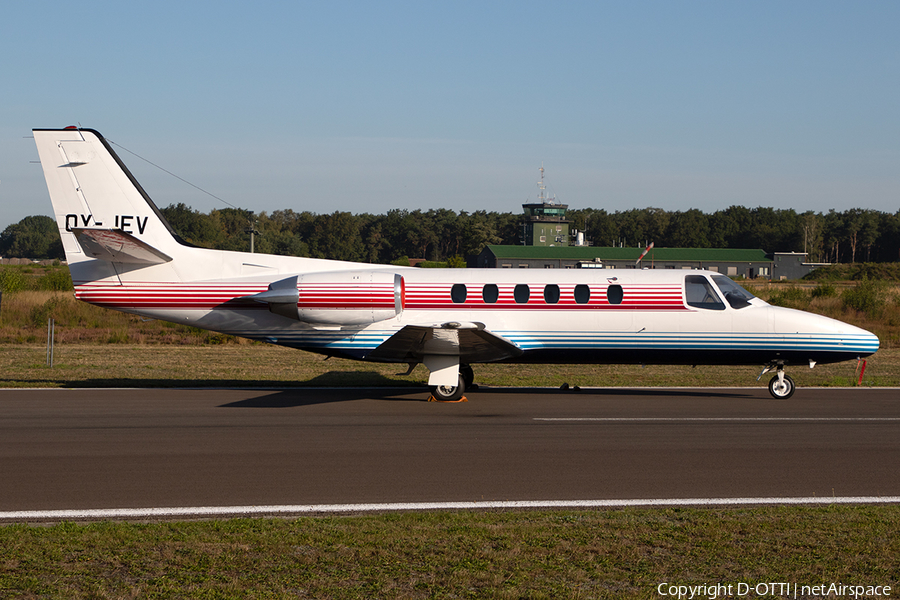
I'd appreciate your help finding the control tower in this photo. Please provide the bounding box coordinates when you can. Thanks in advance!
[521,165,570,246]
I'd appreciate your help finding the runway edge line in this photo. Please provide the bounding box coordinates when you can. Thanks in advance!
[3,496,900,521]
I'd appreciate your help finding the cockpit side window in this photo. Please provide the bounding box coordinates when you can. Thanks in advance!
[685,275,726,310]
[711,275,755,309]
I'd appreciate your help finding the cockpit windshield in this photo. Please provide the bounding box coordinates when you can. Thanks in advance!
[711,275,756,309]
[685,275,725,310]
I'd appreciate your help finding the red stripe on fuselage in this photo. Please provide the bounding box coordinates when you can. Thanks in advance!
[74,281,689,311]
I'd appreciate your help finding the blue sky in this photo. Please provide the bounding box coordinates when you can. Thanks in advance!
[2,1,898,230]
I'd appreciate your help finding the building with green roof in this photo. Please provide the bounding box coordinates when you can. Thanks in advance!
[473,245,818,279]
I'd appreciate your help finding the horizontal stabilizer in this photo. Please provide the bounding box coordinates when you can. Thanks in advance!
[367,322,523,364]
[71,228,173,264]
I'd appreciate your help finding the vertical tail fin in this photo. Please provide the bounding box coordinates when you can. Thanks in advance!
[33,128,185,268]
[34,127,330,287]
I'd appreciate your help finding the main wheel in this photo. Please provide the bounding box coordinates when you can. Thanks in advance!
[460,364,475,389]
[768,374,795,399]
[430,375,466,402]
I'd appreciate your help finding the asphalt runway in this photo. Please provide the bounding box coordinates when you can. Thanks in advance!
[1,386,898,515]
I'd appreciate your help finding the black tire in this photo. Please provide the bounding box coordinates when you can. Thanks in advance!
[768,374,795,399]
[430,375,466,401]
[460,364,475,389]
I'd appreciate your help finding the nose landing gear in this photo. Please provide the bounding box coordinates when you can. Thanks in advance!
[768,371,795,399]
[760,363,795,399]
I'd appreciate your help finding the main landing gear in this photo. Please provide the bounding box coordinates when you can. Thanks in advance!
[430,375,465,402]
[428,363,474,402]
[760,363,795,399]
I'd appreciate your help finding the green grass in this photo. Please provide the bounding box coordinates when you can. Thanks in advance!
[1,344,897,389]
[1,506,898,599]
[0,291,235,345]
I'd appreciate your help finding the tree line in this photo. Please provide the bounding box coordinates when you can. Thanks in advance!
[2,205,899,264]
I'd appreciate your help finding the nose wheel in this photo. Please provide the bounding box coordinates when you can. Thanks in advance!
[760,363,796,399]
[767,372,795,399]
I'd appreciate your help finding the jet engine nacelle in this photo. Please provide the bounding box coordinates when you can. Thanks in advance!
[252,270,405,326]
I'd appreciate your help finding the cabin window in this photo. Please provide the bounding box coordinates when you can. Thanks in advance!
[543,284,560,304]
[451,284,467,304]
[685,275,725,310]
[482,283,499,304]
[607,284,623,305]
[514,284,530,304]
[711,275,755,309]
[574,284,590,304]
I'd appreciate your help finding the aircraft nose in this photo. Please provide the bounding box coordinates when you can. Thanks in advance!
[839,322,880,356]
[859,329,880,354]
[772,306,880,358]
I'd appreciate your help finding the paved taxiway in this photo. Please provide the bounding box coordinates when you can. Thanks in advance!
[1,387,898,513]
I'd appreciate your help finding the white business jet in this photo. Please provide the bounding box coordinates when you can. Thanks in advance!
[32,128,879,400]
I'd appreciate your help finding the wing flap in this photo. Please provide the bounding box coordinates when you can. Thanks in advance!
[71,227,172,264]
[367,322,522,363]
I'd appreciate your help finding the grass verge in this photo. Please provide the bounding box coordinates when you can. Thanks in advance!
[1,344,897,389]
[1,506,898,599]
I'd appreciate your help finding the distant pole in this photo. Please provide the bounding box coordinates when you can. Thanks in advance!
[245,213,260,253]
[46,318,55,367]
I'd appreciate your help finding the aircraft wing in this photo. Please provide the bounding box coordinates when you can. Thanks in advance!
[71,228,173,264]
[366,322,523,364]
